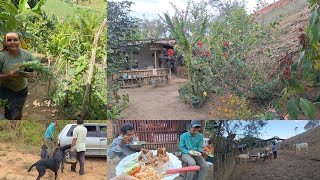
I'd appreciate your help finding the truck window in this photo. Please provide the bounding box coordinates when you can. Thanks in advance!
[85,125,98,137]
[66,125,77,137]
[99,125,107,138]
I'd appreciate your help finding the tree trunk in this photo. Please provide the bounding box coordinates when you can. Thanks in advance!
[81,17,107,119]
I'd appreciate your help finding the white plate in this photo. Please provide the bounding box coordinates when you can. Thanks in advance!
[189,150,201,156]
[115,150,182,180]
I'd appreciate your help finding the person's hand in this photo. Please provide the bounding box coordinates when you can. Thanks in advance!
[24,71,36,78]
[121,135,132,144]
[110,174,134,180]
[70,148,74,152]
[9,71,20,77]
[202,147,209,153]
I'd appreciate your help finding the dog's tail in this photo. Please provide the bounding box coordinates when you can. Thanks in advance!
[27,162,37,172]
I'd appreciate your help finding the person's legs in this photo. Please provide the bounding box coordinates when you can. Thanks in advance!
[273,151,277,159]
[194,156,209,180]
[181,154,196,180]
[78,151,85,175]
[71,151,79,172]
[13,87,28,120]
[4,86,28,120]
[45,138,54,159]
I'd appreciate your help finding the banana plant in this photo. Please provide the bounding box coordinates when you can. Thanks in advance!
[0,0,46,40]
[162,12,207,94]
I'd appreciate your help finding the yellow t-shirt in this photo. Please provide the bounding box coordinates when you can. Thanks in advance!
[0,49,34,92]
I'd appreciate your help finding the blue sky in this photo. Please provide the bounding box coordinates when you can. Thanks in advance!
[111,0,280,19]
[234,120,309,140]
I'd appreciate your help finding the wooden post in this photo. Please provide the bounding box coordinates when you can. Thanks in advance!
[154,50,157,69]
[81,17,107,119]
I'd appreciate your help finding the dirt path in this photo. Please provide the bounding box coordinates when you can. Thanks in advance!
[22,80,65,120]
[118,77,217,120]
[229,149,320,180]
[0,143,106,180]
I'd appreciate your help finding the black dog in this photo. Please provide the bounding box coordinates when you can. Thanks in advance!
[27,144,71,180]
[40,144,49,159]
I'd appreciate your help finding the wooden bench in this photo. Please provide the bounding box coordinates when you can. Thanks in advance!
[118,77,143,88]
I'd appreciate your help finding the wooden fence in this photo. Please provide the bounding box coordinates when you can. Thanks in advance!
[214,151,237,180]
[112,68,171,88]
[115,120,194,152]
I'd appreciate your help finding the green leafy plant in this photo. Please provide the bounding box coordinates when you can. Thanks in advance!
[179,84,190,95]
[287,97,316,119]
[19,60,52,78]
[107,105,123,120]
[281,0,320,119]
[0,99,8,108]
[190,94,202,105]
[254,109,280,120]
[162,4,208,95]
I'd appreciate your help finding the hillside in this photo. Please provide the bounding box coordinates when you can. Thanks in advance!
[247,0,309,72]
[42,0,105,18]
[281,125,320,153]
[245,0,320,119]
[230,124,320,179]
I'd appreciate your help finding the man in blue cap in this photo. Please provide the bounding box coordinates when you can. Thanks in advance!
[45,120,57,159]
[179,120,208,180]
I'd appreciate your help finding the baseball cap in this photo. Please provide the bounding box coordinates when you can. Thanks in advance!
[191,120,201,128]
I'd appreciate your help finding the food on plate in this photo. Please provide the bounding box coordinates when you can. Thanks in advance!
[123,162,141,175]
[133,166,164,180]
[189,150,201,156]
[136,148,170,174]
[138,149,154,164]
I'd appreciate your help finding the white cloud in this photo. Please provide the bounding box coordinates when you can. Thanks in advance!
[111,0,280,19]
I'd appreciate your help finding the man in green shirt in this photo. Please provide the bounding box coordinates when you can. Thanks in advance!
[0,32,35,120]
[180,120,208,180]
[70,119,87,175]
[45,120,57,159]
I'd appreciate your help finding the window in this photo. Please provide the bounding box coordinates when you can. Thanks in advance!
[66,125,77,137]
[85,125,98,137]
[99,125,107,138]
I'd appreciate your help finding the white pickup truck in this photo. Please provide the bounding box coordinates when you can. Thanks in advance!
[57,123,107,157]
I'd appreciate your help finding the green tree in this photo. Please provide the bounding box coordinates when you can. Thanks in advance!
[107,0,140,76]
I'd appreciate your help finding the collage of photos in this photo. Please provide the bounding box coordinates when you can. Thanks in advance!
[0,0,320,179]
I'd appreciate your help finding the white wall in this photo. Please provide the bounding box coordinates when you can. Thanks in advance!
[129,44,158,69]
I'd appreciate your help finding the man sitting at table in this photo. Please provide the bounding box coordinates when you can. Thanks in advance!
[180,120,208,180]
[108,124,141,160]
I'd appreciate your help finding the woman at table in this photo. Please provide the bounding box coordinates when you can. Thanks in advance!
[0,32,35,120]
[107,124,141,160]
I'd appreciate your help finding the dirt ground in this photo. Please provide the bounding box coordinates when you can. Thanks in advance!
[229,148,320,180]
[22,80,65,120]
[0,143,106,180]
[118,76,218,120]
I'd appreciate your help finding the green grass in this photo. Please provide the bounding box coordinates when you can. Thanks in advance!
[42,0,106,19]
